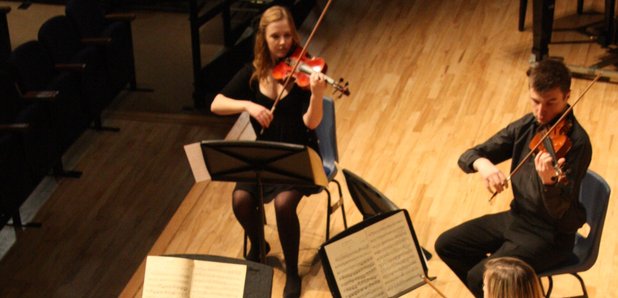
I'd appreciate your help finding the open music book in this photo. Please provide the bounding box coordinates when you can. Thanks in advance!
[142,255,247,298]
[320,210,428,298]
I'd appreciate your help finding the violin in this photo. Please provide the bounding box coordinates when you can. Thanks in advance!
[272,47,351,97]
[529,117,572,184]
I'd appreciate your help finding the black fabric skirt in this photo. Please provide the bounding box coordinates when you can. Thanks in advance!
[234,183,322,203]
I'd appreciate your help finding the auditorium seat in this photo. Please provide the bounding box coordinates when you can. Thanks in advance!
[7,40,90,159]
[0,70,58,227]
[38,15,117,130]
[65,0,138,92]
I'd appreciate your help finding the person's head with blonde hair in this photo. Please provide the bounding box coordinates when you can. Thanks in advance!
[252,5,301,83]
[483,257,544,298]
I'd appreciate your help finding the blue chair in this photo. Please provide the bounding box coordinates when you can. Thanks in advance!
[316,97,348,240]
[538,170,611,297]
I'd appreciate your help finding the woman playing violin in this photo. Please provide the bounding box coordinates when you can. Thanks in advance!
[210,5,326,298]
[435,59,592,297]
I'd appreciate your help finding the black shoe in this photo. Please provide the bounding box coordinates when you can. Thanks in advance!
[245,241,270,262]
[283,274,301,298]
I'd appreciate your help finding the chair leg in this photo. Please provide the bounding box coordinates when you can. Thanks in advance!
[243,232,248,257]
[571,273,589,298]
[545,276,554,298]
[541,273,588,298]
[52,160,82,178]
[333,179,348,229]
[325,179,348,241]
[7,209,42,230]
[577,0,584,14]
[519,0,528,31]
[92,116,120,132]
[325,188,332,241]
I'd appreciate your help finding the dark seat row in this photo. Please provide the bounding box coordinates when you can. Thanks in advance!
[0,0,139,227]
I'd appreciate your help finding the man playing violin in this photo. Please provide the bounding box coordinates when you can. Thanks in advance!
[435,59,592,297]
[211,5,327,298]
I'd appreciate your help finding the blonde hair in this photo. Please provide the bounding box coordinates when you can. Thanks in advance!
[251,5,301,83]
[484,257,544,298]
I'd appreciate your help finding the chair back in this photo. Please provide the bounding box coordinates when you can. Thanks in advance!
[8,41,56,91]
[342,168,399,220]
[39,15,112,115]
[38,15,83,64]
[573,170,611,270]
[65,0,107,38]
[316,97,338,180]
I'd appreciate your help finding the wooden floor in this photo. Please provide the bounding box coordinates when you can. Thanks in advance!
[2,0,618,297]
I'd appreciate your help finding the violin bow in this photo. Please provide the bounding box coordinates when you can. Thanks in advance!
[260,0,333,135]
[489,74,600,202]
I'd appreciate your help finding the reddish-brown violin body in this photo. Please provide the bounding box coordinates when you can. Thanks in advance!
[529,118,572,183]
[272,47,350,97]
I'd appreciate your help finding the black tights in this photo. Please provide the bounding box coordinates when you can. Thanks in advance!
[233,189,302,277]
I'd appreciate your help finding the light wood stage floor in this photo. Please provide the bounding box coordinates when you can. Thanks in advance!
[1,0,618,297]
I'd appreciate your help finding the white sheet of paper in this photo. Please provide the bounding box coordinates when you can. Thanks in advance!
[324,231,385,297]
[189,261,246,298]
[143,256,247,298]
[364,212,424,296]
[143,256,193,298]
[184,143,210,182]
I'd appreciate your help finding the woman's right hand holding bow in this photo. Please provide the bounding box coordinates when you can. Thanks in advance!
[246,102,273,128]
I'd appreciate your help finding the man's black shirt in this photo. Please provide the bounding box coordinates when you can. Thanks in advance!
[458,111,592,235]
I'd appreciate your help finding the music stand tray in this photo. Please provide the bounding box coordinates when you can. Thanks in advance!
[201,140,327,262]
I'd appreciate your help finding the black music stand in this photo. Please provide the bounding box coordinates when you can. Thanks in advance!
[319,210,442,298]
[201,140,327,263]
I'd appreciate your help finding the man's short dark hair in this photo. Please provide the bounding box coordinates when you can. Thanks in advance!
[526,59,571,94]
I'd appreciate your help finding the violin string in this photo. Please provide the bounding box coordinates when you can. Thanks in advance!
[489,74,601,202]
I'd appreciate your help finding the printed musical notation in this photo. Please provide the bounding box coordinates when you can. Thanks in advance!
[323,212,425,298]
[142,256,246,298]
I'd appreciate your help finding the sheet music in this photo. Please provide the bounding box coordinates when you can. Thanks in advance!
[323,211,426,298]
[184,143,210,182]
[142,256,247,298]
[364,212,424,296]
[190,261,246,298]
[324,234,385,298]
[143,256,193,298]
